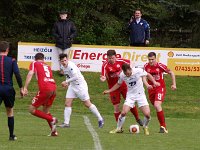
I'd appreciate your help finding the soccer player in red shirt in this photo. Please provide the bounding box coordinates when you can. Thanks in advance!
[100,49,143,126]
[23,53,58,136]
[144,52,176,133]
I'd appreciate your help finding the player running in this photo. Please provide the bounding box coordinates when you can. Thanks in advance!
[104,63,160,135]
[100,50,143,126]
[58,54,104,128]
[23,53,58,136]
[144,52,176,133]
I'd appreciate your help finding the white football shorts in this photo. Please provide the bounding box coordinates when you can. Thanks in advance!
[66,82,90,101]
[124,92,149,108]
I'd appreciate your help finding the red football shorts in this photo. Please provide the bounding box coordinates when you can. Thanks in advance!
[32,90,56,108]
[110,85,127,105]
[148,87,166,105]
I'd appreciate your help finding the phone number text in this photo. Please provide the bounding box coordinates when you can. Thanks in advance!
[175,66,200,72]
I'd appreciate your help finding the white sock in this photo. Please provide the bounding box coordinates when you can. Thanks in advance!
[89,104,103,121]
[143,116,151,127]
[117,115,125,129]
[64,107,72,124]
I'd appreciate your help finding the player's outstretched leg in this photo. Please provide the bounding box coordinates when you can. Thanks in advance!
[89,104,104,128]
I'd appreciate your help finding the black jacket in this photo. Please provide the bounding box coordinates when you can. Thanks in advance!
[52,19,77,49]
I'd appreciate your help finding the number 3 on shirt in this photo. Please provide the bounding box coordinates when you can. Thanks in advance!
[43,65,50,77]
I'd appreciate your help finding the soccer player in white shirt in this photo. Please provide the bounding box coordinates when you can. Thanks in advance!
[58,54,104,128]
[103,63,159,135]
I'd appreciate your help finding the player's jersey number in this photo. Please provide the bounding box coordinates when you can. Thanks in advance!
[43,65,50,77]
[128,81,136,87]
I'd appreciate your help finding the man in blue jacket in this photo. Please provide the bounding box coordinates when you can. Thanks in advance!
[128,9,150,46]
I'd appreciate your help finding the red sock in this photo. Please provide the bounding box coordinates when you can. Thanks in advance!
[47,113,53,129]
[130,106,139,121]
[114,112,121,122]
[157,110,166,128]
[33,110,53,122]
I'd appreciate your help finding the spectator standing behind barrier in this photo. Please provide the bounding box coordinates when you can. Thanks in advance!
[52,10,77,75]
[128,9,150,46]
[0,41,24,141]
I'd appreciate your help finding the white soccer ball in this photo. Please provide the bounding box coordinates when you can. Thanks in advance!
[129,124,140,134]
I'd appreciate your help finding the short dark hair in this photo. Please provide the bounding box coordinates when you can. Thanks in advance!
[107,49,116,57]
[0,41,9,52]
[122,63,131,72]
[35,53,44,60]
[134,9,142,14]
[59,53,68,60]
[148,52,156,57]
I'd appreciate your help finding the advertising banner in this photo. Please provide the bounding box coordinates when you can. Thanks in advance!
[17,42,200,76]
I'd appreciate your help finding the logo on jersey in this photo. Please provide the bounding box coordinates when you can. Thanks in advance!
[116,64,120,68]
[156,68,160,72]
[108,67,113,72]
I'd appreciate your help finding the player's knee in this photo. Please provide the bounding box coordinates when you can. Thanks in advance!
[29,105,36,114]
[154,103,161,111]
[121,112,127,117]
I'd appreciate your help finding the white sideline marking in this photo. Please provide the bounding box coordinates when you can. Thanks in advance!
[83,116,103,150]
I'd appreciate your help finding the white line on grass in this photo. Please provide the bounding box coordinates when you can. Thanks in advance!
[83,116,103,150]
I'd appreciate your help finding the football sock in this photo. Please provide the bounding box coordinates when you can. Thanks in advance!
[143,116,151,127]
[157,110,166,128]
[89,104,103,121]
[33,110,53,122]
[8,116,14,137]
[64,107,72,124]
[130,106,140,121]
[47,113,52,129]
[117,115,125,129]
[114,112,121,122]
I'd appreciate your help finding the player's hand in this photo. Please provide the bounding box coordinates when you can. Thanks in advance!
[146,84,153,90]
[100,75,106,82]
[103,90,110,95]
[171,84,176,90]
[23,88,28,96]
[153,81,160,87]
[61,81,68,88]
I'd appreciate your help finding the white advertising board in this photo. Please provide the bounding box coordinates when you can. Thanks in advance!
[18,42,200,76]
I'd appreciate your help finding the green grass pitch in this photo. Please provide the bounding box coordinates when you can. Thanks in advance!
[0,70,200,150]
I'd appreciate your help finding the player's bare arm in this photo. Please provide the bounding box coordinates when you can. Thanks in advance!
[23,70,34,96]
[146,73,160,87]
[142,76,153,90]
[169,70,176,90]
[103,83,121,94]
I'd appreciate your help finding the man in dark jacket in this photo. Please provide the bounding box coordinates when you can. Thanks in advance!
[52,10,77,75]
[128,9,150,46]
[52,10,77,55]
[0,41,24,140]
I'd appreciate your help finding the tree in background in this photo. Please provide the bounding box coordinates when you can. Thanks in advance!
[0,0,199,54]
